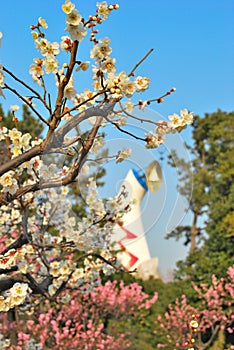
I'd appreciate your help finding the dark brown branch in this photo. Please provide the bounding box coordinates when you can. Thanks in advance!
[59,90,106,120]
[4,83,49,126]
[105,116,146,142]
[0,277,24,292]
[0,144,42,177]
[0,103,115,182]
[52,40,79,122]
[1,234,29,255]
[56,102,116,140]
[25,273,50,296]
[3,66,51,111]
[0,266,18,275]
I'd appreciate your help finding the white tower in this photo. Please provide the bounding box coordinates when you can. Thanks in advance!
[112,162,162,277]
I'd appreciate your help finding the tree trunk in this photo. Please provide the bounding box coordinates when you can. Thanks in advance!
[190,211,198,254]
[210,328,225,350]
[7,308,18,346]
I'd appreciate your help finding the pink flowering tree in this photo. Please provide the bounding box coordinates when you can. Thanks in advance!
[0,280,157,349]
[154,265,234,349]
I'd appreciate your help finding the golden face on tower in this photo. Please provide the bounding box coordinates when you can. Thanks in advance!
[145,161,163,193]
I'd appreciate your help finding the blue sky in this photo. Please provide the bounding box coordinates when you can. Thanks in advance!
[0,0,233,278]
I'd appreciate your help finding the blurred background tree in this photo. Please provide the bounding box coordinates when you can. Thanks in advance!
[167,110,234,284]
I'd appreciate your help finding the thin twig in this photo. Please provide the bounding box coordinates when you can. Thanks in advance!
[105,116,146,142]
[118,101,162,126]
[128,48,154,77]
[4,83,49,126]
[3,66,51,111]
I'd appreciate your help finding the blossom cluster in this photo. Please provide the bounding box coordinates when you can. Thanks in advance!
[0,282,31,312]
[155,266,234,349]
[145,108,194,149]
[91,37,150,101]
[0,0,195,318]
[0,163,130,306]
[0,280,157,349]
[0,124,42,195]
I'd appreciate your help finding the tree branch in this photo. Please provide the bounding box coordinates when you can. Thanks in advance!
[128,48,154,77]
[2,66,51,111]
[4,83,50,126]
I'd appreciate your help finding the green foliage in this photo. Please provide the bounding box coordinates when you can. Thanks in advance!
[168,110,234,284]
[1,103,44,138]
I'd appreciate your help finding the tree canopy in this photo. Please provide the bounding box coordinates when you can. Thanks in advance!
[167,110,234,283]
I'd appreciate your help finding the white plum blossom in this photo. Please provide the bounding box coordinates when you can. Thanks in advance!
[60,35,73,51]
[101,57,116,73]
[43,55,59,74]
[10,282,28,298]
[66,9,82,26]
[37,39,60,56]
[0,171,18,194]
[145,131,164,149]
[0,126,7,141]
[124,80,136,97]
[76,61,90,72]
[134,76,150,92]
[80,88,97,106]
[8,128,22,144]
[155,121,169,135]
[38,17,48,29]
[106,71,130,98]
[29,58,44,79]
[90,135,105,153]
[124,99,134,113]
[62,0,75,14]
[96,1,110,20]
[167,110,193,131]
[180,108,194,125]
[11,145,22,158]
[116,148,132,163]
[64,77,77,100]
[90,37,112,62]
[10,105,20,112]
[21,133,32,150]
[168,113,184,130]
[31,31,39,41]
[138,102,148,114]
[65,23,87,42]
[115,116,127,126]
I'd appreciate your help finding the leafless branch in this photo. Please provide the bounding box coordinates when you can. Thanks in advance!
[3,66,51,111]
[128,48,154,77]
[4,83,50,126]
